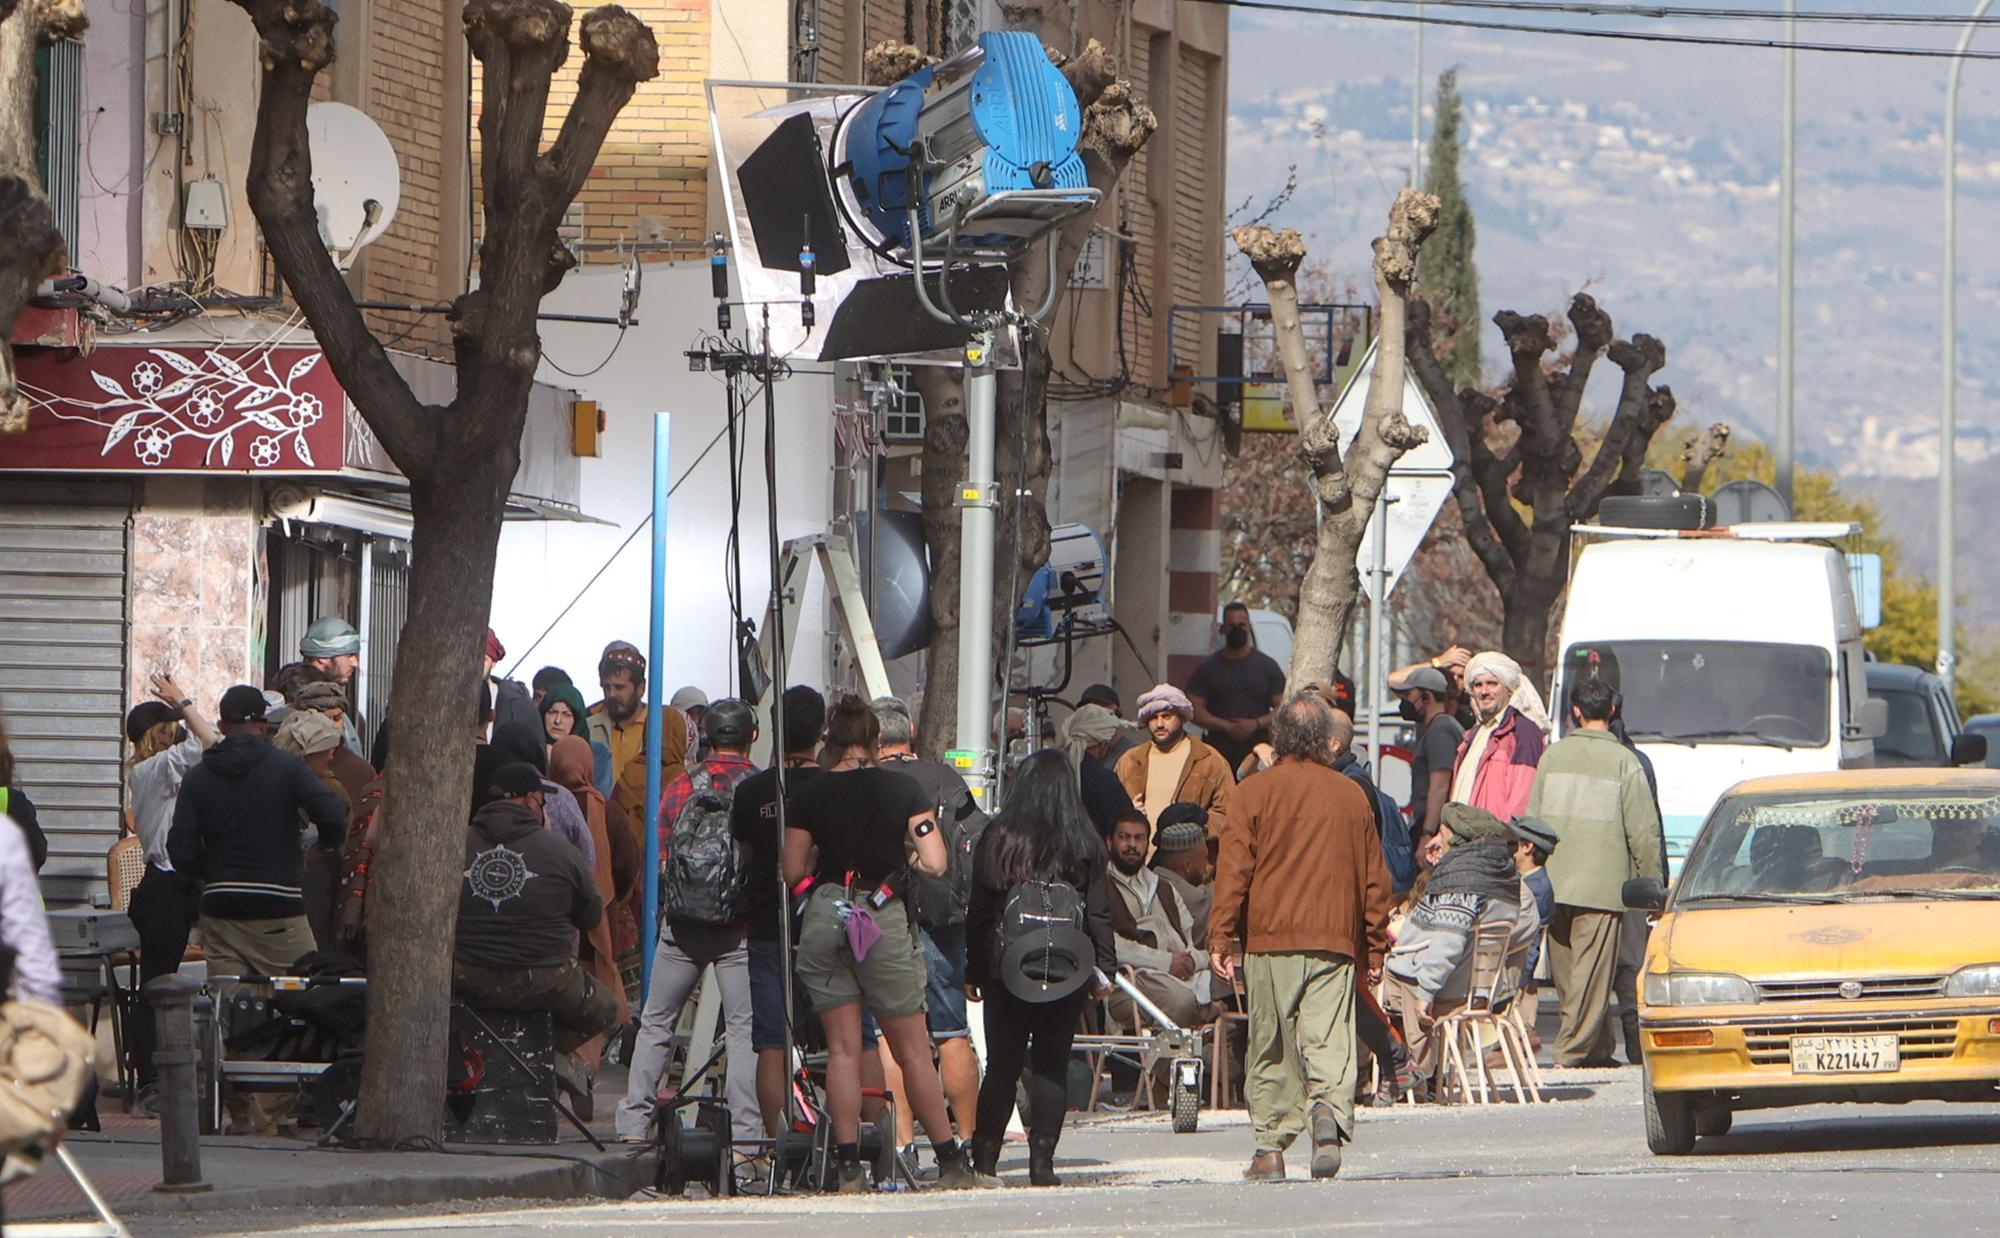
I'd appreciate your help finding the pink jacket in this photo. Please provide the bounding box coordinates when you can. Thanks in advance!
[1454,707,1546,822]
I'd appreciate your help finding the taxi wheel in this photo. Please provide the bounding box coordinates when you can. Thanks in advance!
[1643,1081,1697,1155]
[1695,1106,1733,1138]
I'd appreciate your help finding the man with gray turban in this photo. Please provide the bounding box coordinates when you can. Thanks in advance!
[300,617,366,758]
[1115,684,1234,839]
[1449,652,1547,822]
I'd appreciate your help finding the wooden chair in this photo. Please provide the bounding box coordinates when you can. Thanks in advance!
[106,835,145,912]
[1431,919,1542,1105]
[1207,969,1248,1110]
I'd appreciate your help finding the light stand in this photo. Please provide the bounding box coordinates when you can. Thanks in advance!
[907,210,1067,812]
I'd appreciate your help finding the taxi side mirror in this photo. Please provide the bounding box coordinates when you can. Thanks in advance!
[1952,732,1988,767]
[1623,877,1667,912]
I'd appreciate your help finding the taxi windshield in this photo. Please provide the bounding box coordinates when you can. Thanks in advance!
[1677,789,2000,902]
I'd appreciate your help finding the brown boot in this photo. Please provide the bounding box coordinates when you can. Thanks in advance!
[1243,1149,1286,1182]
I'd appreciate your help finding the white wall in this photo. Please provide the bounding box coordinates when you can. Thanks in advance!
[491,260,834,703]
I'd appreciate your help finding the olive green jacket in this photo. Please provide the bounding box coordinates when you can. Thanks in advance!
[1528,728,1665,912]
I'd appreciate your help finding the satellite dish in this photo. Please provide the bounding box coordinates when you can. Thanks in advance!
[306,103,401,257]
[1711,479,1792,524]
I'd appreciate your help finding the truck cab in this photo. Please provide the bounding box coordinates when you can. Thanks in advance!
[1550,522,1880,869]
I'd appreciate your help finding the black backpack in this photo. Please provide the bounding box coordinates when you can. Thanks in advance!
[660,766,748,926]
[997,878,1088,994]
[885,758,985,931]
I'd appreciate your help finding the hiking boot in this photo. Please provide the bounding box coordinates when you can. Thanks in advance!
[1309,1103,1344,1179]
[933,1139,982,1190]
[1243,1149,1286,1182]
[967,1135,1003,1187]
[834,1152,868,1194]
[553,1053,594,1121]
[1027,1134,1062,1187]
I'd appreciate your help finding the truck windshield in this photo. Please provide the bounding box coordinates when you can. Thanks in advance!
[1562,640,1832,748]
[1677,789,2000,901]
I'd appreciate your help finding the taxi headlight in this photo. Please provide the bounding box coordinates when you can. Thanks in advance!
[1944,964,2000,998]
[1642,972,1758,1006]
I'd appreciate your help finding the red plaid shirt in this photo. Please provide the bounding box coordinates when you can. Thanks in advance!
[656,753,760,856]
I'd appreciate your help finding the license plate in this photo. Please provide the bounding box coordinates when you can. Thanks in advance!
[1790,1033,1900,1074]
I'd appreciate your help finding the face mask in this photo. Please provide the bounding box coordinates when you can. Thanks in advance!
[1224,625,1250,650]
[1398,698,1423,723]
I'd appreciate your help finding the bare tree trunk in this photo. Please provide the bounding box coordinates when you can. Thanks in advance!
[1235,190,1439,693]
[0,1,83,432]
[914,365,966,759]
[229,0,657,1146]
[356,469,507,1139]
[1681,422,1730,493]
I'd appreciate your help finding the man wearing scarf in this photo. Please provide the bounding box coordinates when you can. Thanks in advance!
[1382,805,1546,1089]
[1450,651,1548,821]
[1057,703,1139,837]
[1116,684,1235,838]
[1528,677,1664,1068]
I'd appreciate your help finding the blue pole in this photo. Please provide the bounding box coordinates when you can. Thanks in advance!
[641,411,671,999]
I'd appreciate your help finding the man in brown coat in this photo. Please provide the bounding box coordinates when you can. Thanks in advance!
[1211,692,1393,1183]
[1116,684,1234,838]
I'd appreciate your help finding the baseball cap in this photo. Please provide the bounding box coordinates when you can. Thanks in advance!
[124,701,179,744]
[219,684,270,724]
[702,698,756,748]
[1388,666,1450,696]
[670,686,710,712]
[487,762,544,799]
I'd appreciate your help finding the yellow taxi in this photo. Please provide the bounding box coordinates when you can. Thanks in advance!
[1626,768,2000,1154]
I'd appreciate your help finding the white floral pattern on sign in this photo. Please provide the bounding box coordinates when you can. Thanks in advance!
[35,347,331,469]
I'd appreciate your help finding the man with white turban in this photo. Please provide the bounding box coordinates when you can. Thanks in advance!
[1115,684,1235,839]
[1448,652,1548,822]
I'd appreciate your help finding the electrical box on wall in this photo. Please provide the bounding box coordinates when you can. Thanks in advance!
[184,178,228,230]
[572,400,603,458]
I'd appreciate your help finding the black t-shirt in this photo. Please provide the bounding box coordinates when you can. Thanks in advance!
[787,767,929,887]
[1186,649,1288,769]
[1408,713,1466,835]
[731,763,820,942]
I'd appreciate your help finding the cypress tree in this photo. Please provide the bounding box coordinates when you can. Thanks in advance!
[1422,68,1483,391]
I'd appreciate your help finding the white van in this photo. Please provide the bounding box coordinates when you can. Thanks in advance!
[1548,523,1881,868]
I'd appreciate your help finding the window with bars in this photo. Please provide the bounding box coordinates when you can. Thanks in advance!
[34,39,82,252]
[882,365,925,441]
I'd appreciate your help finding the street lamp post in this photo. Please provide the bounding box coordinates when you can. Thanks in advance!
[1411,5,1425,187]
[1939,0,1993,695]
[1776,0,1796,511]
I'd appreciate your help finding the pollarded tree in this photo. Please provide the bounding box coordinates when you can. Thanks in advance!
[1406,293,1677,685]
[0,0,86,432]
[227,0,658,1146]
[1233,188,1440,692]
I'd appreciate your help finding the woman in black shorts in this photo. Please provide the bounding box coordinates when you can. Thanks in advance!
[783,697,977,1191]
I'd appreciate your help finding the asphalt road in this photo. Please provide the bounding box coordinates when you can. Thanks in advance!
[154,1067,2000,1237]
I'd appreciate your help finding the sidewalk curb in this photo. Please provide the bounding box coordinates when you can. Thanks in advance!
[73,1142,656,1220]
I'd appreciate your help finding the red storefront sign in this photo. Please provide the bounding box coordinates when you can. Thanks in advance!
[4,344,346,473]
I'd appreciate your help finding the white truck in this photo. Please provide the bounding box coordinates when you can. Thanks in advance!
[1548,522,1884,869]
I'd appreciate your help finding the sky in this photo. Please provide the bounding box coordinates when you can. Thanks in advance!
[1223,0,2000,483]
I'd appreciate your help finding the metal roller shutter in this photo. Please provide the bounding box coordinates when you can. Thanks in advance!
[0,480,132,908]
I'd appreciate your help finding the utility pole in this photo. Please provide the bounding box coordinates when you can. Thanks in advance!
[1938,0,1993,695]
[1775,0,1796,512]
[1411,5,1425,187]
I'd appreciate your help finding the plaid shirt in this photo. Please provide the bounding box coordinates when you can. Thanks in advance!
[656,753,760,856]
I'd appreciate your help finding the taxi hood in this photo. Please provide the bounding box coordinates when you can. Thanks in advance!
[1660,901,2000,980]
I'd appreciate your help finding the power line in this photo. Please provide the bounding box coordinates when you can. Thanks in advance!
[1362,0,2000,26]
[1196,0,2000,58]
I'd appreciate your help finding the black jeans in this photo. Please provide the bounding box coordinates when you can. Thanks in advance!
[126,865,197,1087]
[975,985,1088,1142]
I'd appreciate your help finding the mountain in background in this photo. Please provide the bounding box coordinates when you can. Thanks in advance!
[1225,4,2000,601]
